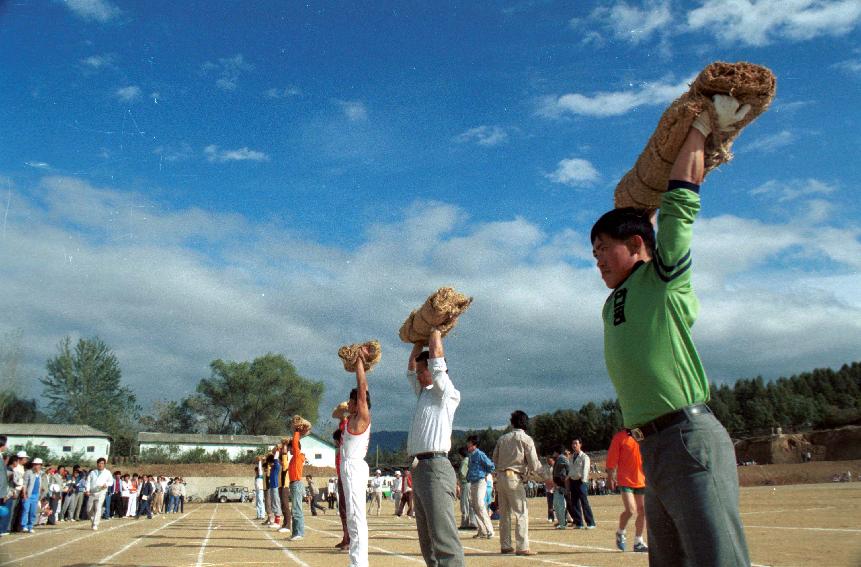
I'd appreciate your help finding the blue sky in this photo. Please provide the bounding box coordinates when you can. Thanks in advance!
[1,0,860,430]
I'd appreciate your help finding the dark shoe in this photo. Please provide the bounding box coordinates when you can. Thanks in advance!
[633,542,648,553]
[501,548,514,554]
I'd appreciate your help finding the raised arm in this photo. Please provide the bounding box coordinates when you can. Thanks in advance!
[352,355,371,433]
[428,328,444,359]
[408,342,424,372]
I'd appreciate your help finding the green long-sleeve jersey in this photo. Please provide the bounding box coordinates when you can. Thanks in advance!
[602,187,709,428]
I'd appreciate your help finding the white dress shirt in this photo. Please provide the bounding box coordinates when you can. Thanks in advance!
[406,357,461,457]
[87,468,113,493]
[570,451,591,482]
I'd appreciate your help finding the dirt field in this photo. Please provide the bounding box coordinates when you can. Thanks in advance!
[0,483,857,567]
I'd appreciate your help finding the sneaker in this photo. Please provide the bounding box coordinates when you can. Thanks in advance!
[633,542,648,553]
[471,532,484,539]
[586,525,596,530]
[555,525,567,530]
[278,527,290,533]
[289,535,304,541]
[616,532,626,551]
[92,526,98,531]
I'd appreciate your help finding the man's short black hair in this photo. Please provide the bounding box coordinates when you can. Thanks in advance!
[457,446,468,457]
[553,444,565,455]
[510,410,529,430]
[349,387,371,410]
[0,435,7,447]
[415,350,430,365]
[590,207,656,257]
[466,435,479,446]
[96,457,106,465]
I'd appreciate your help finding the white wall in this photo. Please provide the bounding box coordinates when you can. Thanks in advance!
[139,438,336,467]
[7,435,111,460]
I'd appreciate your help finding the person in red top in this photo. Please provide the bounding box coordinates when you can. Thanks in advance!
[287,423,307,540]
[606,429,647,553]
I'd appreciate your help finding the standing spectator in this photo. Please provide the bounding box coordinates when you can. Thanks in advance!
[390,471,402,514]
[368,470,384,516]
[542,456,556,523]
[102,467,114,521]
[456,447,475,530]
[397,468,414,518]
[126,473,139,517]
[306,476,326,516]
[178,478,186,512]
[46,465,63,525]
[326,476,338,510]
[121,474,132,516]
[60,467,79,521]
[110,471,123,518]
[168,478,182,513]
[551,447,570,529]
[10,451,27,532]
[158,476,169,513]
[466,435,495,540]
[492,410,541,556]
[85,458,112,530]
[567,439,596,529]
[137,475,154,519]
[74,467,88,520]
[278,441,292,532]
[151,475,164,515]
[606,430,648,552]
[0,437,10,535]
[20,457,46,532]
[254,463,265,520]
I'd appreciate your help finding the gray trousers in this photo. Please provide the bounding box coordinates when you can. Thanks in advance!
[458,481,474,527]
[639,409,751,567]
[412,457,464,567]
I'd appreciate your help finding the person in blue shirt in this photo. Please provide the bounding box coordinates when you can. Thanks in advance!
[465,435,495,539]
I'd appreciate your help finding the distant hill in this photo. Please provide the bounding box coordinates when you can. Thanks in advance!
[369,429,472,452]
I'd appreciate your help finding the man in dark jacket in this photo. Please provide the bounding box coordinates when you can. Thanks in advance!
[137,475,154,519]
[551,446,571,529]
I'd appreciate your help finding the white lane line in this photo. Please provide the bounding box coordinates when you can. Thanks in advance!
[97,509,197,564]
[234,504,310,567]
[529,537,620,553]
[195,503,220,567]
[303,524,424,564]
[0,521,81,547]
[0,510,193,565]
[744,525,861,533]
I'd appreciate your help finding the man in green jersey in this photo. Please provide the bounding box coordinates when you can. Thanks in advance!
[591,95,752,567]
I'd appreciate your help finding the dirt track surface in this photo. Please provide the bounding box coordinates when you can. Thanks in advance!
[0,483,857,566]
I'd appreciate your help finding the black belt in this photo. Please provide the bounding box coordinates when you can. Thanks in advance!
[628,403,711,442]
[414,452,447,461]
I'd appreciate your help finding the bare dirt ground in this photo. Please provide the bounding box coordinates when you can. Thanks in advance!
[0,482,857,567]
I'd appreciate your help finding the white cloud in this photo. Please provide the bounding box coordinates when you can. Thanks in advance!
[744,129,796,153]
[3,175,859,429]
[153,143,193,163]
[63,0,120,22]
[201,54,253,91]
[750,178,838,202]
[80,54,115,69]
[203,145,269,163]
[833,58,861,75]
[337,100,368,122]
[115,86,141,102]
[538,74,694,118]
[545,157,600,187]
[24,162,51,170]
[265,86,302,99]
[455,125,509,147]
[589,0,672,44]
[688,0,861,46]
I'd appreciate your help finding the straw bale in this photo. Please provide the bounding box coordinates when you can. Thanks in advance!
[398,287,473,343]
[615,61,776,209]
[292,415,311,435]
[338,339,382,372]
[331,401,350,421]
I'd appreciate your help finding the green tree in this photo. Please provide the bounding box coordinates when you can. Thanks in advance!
[40,336,140,436]
[139,400,198,433]
[195,353,324,435]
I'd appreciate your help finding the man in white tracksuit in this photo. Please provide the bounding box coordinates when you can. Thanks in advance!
[85,458,112,530]
[341,347,373,567]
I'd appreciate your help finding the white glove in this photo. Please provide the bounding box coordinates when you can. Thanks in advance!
[691,94,752,137]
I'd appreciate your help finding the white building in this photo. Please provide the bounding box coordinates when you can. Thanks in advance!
[1,423,111,459]
[138,432,337,467]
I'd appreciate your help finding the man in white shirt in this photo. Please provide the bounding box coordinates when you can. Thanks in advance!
[406,326,464,567]
[85,458,112,530]
[368,470,384,516]
[567,439,596,529]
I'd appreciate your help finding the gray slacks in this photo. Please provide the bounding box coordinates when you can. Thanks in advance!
[639,409,751,567]
[412,457,464,567]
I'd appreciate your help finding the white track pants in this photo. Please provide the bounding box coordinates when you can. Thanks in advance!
[341,458,369,567]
